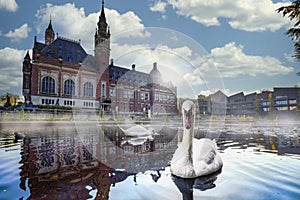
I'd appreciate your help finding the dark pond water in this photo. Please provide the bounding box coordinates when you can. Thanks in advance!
[0,121,300,200]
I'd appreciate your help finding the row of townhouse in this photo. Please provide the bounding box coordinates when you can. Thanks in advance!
[198,87,300,116]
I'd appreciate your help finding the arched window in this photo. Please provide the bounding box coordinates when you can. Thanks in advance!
[64,79,75,96]
[84,82,93,97]
[42,76,55,94]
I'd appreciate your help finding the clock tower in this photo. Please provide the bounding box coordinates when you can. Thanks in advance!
[95,0,110,99]
[95,0,110,75]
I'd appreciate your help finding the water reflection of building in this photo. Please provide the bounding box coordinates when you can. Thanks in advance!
[216,126,300,156]
[19,128,119,199]
[18,126,177,199]
[121,136,154,153]
[22,1,177,115]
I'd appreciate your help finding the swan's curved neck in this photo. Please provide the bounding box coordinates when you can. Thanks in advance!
[182,127,193,160]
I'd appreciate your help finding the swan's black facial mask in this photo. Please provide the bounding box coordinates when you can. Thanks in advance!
[183,108,193,130]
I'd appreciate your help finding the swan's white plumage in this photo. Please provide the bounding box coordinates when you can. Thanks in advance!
[170,100,223,178]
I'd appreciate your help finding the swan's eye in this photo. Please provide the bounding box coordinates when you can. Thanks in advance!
[187,108,192,115]
[183,108,193,117]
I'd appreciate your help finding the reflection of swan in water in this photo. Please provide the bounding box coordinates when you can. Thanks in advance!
[172,169,222,200]
[150,170,162,182]
[170,100,223,178]
[14,132,25,143]
[120,125,155,137]
[109,169,136,186]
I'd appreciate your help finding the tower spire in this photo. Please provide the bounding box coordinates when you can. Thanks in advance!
[99,0,106,23]
[94,0,110,72]
[45,16,55,44]
[96,0,109,39]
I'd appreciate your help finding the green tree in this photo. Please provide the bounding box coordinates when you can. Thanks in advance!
[2,93,20,108]
[268,93,275,114]
[4,94,11,108]
[254,94,261,116]
[277,1,300,61]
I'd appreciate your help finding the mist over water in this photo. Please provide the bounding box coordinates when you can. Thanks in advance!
[0,119,299,199]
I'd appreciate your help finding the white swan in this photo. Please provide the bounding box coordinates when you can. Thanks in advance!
[120,125,155,137]
[170,100,223,178]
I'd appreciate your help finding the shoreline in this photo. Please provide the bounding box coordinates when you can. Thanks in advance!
[1,117,299,129]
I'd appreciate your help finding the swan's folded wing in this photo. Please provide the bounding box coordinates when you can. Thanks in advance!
[193,139,216,160]
[193,139,223,176]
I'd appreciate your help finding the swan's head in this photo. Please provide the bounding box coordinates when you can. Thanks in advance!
[182,100,195,130]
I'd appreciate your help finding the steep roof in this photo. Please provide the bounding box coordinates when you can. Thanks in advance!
[109,65,150,85]
[99,0,106,23]
[34,41,47,54]
[82,54,96,67]
[39,36,87,63]
[46,19,54,32]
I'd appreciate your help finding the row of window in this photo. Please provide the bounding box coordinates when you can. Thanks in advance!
[47,48,82,63]
[229,99,298,108]
[42,98,56,105]
[84,102,94,107]
[263,106,297,112]
[109,88,176,102]
[64,100,75,106]
[41,76,95,97]
[41,98,95,108]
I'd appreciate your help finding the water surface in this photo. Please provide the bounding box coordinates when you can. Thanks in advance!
[0,121,299,199]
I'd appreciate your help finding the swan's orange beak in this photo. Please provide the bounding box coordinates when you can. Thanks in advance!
[184,108,193,129]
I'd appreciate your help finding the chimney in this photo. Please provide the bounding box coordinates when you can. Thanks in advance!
[153,62,157,69]
[132,64,136,71]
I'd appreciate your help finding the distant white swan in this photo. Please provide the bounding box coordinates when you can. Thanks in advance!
[120,125,155,137]
[170,100,223,178]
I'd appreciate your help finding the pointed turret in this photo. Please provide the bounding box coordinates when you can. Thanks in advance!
[96,0,110,42]
[24,51,31,60]
[22,51,32,104]
[45,17,55,45]
[99,0,106,23]
[94,0,111,73]
[23,50,31,71]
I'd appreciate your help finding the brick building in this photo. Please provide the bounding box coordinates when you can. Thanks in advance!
[22,1,177,115]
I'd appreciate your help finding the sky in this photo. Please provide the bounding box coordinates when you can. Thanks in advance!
[0,0,299,98]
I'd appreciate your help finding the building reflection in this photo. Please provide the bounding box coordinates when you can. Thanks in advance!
[214,126,300,156]
[18,126,177,199]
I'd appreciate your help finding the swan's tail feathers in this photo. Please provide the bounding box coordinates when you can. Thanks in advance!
[212,139,218,151]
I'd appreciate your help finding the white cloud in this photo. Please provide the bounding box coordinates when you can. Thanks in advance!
[0,0,18,12]
[35,3,147,54]
[284,52,296,63]
[208,42,294,77]
[4,24,31,42]
[199,89,231,97]
[0,47,28,94]
[150,1,167,13]
[110,42,194,73]
[154,0,292,32]
[183,69,204,86]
